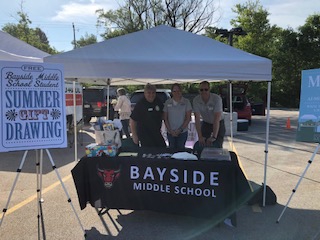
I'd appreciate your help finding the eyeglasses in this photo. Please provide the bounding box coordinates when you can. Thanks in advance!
[172,90,181,93]
[200,88,209,92]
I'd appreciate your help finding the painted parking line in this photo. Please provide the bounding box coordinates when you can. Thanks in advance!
[5,174,72,215]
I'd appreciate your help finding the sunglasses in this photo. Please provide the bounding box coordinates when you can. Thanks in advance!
[200,88,209,92]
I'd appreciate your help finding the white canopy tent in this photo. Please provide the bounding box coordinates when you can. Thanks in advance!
[0,30,50,62]
[44,25,272,205]
[43,25,271,84]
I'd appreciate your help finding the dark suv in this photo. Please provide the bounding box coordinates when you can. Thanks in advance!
[130,89,171,111]
[82,86,117,123]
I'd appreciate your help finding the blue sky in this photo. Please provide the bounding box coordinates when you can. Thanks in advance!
[0,0,319,52]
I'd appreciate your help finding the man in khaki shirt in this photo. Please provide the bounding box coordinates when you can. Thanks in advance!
[193,81,225,148]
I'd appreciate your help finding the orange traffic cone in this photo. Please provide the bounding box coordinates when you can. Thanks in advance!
[286,117,291,129]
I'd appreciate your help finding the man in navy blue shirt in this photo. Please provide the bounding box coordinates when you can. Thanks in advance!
[130,83,166,147]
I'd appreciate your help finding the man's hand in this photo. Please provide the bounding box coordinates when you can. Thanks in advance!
[132,134,139,145]
[205,137,216,146]
[172,129,181,137]
[198,136,206,146]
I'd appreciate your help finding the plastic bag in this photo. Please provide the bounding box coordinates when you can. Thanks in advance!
[104,129,122,147]
[95,130,105,145]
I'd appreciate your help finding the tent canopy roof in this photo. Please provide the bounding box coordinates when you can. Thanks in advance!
[44,25,272,85]
[0,31,50,62]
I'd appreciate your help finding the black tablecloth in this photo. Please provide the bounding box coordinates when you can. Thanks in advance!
[71,149,251,219]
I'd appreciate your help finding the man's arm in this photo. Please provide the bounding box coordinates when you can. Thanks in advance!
[206,111,221,145]
[181,110,192,130]
[194,112,205,146]
[130,118,139,144]
[211,111,221,139]
[163,111,172,134]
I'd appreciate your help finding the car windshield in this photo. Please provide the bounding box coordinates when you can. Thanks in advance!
[83,89,105,102]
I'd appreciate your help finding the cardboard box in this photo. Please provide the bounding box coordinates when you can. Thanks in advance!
[85,143,117,157]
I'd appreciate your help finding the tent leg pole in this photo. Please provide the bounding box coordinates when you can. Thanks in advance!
[106,78,111,120]
[73,81,78,162]
[228,81,234,148]
[263,81,271,207]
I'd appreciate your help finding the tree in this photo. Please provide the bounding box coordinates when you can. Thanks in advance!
[214,0,279,104]
[96,0,219,39]
[271,29,302,107]
[73,33,97,48]
[229,0,279,58]
[271,14,320,107]
[298,14,320,70]
[2,9,58,54]
[224,2,320,108]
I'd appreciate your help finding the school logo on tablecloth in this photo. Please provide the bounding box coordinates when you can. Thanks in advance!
[97,165,121,189]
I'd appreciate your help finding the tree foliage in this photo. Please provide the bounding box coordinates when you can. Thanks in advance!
[96,0,219,39]
[73,33,97,48]
[298,15,320,69]
[205,0,320,108]
[270,29,301,107]
[217,0,278,103]
[270,14,320,107]
[2,10,58,54]
[230,0,280,58]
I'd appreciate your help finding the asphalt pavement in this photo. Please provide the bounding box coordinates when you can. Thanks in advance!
[1,109,320,240]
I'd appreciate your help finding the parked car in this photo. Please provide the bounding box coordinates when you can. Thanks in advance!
[82,86,117,123]
[130,89,171,111]
[218,84,252,125]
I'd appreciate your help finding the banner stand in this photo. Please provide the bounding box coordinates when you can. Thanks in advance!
[276,143,320,223]
[0,149,87,239]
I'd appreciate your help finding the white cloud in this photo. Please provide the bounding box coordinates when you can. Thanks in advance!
[51,1,116,23]
[266,1,319,29]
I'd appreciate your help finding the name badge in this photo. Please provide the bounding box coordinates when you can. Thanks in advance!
[148,108,153,111]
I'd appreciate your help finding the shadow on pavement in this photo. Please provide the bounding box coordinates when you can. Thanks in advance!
[84,202,320,240]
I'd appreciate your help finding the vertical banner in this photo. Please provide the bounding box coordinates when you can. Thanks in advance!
[0,61,67,152]
[296,68,320,143]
